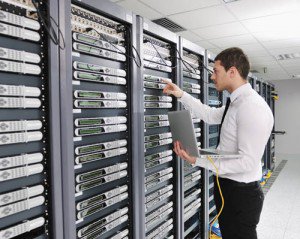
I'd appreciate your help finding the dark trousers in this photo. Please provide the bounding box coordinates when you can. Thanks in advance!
[213,176,264,239]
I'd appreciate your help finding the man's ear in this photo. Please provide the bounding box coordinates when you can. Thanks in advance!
[229,66,237,78]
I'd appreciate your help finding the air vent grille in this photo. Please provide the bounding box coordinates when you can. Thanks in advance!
[152,18,186,33]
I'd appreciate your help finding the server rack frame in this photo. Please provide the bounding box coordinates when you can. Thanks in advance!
[58,1,137,238]
[136,16,181,239]
[0,1,63,238]
[203,50,215,239]
[179,37,206,239]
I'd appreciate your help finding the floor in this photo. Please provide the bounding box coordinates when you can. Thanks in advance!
[257,157,300,239]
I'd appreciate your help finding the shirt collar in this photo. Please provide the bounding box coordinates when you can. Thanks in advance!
[230,83,252,103]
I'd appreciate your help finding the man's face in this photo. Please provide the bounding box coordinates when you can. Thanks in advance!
[210,60,229,92]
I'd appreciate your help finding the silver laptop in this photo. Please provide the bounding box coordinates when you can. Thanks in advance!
[168,110,241,159]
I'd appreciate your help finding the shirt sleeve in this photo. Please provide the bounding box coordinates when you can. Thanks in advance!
[178,91,225,124]
[193,102,274,175]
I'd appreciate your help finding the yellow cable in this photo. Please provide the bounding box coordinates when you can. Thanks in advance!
[207,156,225,239]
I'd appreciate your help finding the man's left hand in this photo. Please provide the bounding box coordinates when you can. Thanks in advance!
[173,141,196,164]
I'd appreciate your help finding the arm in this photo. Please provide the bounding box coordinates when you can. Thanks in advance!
[162,80,224,124]
[179,91,225,124]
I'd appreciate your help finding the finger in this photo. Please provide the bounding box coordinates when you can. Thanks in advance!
[162,80,177,88]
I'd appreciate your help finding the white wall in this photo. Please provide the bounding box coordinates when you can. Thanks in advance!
[270,80,300,160]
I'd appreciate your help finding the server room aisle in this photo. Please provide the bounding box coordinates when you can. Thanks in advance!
[257,158,300,239]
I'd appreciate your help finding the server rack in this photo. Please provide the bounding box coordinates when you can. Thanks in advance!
[136,16,180,239]
[59,1,136,238]
[179,37,205,239]
[0,0,63,239]
[203,50,224,238]
[253,79,266,169]
[269,84,276,170]
[248,73,255,89]
[265,83,274,170]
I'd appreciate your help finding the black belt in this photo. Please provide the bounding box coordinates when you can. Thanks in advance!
[213,176,260,188]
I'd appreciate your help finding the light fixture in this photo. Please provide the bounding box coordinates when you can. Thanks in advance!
[275,53,300,60]
[292,74,300,78]
[223,0,239,3]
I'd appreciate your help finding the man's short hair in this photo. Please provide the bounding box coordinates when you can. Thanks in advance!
[215,47,250,79]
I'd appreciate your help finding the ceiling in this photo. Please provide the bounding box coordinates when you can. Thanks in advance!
[111,0,300,81]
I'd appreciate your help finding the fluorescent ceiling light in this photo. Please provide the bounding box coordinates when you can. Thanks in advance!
[275,53,300,60]
[292,74,300,78]
[223,0,239,3]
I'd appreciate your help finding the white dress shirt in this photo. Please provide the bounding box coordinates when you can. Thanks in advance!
[179,83,274,183]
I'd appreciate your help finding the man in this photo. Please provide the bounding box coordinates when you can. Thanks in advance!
[163,47,274,239]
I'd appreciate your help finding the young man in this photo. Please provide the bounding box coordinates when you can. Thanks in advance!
[163,47,274,239]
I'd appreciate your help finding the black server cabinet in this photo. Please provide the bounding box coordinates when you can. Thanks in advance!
[135,16,180,239]
[261,81,268,171]
[248,74,255,89]
[58,1,136,238]
[269,85,276,170]
[254,79,266,170]
[0,1,63,239]
[204,51,223,234]
[266,84,275,171]
[178,37,205,239]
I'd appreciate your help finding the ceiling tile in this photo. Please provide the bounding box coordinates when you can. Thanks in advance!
[251,61,281,69]
[242,12,300,33]
[194,40,217,49]
[193,22,248,40]
[278,59,300,67]
[226,0,300,20]
[168,5,236,30]
[110,0,124,2]
[249,55,276,63]
[253,31,300,42]
[207,48,221,55]
[177,31,204,42]
[261,38,300,50]
[234,43,265,52]
[139,0,221,16]
[209,34,257,48]
[246,49,270,57]
[117,0,163,20]
[268,46,300,55]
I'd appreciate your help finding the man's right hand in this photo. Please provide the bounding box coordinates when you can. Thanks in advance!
[162,80,184,98]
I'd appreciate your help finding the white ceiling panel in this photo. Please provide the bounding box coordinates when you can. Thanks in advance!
[268,46,300,55]
[207,48,221,55]
[246,49,270,58]
[118,0,163,20]
[242,12,300,33]
[194,40,217,49]
[250,55,276,63]
[252,31,300,42]
[168,5,236,30]
[139,0,221,16]
[177,31,203,42]
[234,43,265,52]
[284,67,300,75]
[209,34,258,48]
[193,22,248,40]
[278,59,300,67]
[110,0,124,2]
[261,38,300,50]
[226,0,300,20]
